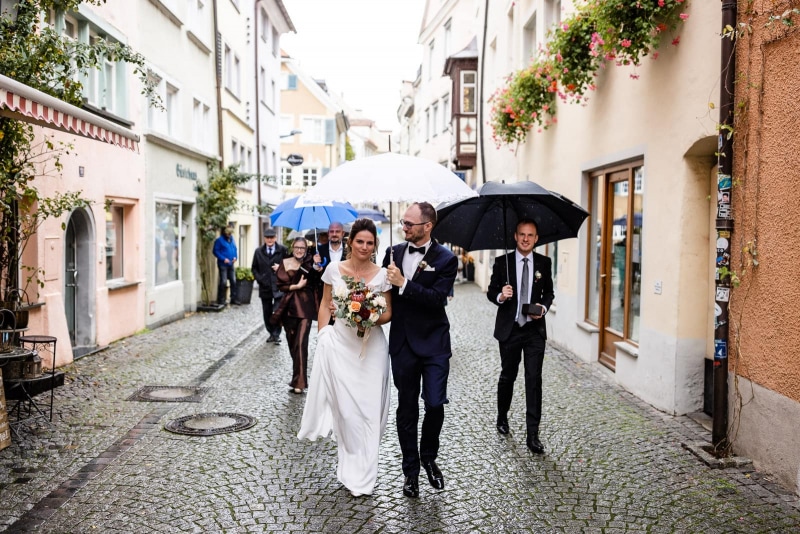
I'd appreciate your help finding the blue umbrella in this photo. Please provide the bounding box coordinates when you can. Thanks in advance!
[356,208,389,223]
[269,196,357,243]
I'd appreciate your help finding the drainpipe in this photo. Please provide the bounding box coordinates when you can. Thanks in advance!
[254,1,263,233]
[713,0,737,450]
[212,0,224,170]
[478,0,489,185]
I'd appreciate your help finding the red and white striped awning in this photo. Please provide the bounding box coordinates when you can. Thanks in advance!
[0,74,139,152]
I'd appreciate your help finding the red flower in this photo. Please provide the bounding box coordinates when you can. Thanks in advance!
[671,36,681,46]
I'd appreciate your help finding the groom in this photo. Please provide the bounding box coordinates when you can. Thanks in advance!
[384,201,458,498]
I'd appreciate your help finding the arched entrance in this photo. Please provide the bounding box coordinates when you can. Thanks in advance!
[64,208,96,356]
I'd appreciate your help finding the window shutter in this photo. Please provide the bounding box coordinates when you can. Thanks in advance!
[324,119,335,145]
[287,74,297,90]
[322,167,330,176]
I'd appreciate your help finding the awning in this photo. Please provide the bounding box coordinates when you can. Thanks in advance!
[0,73,139,151]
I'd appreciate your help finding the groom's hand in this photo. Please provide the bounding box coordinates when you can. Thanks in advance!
[386,262,405,287]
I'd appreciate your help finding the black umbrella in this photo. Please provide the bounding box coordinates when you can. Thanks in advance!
[432,180,589,281]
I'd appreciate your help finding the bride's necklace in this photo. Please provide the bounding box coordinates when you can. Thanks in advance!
[350,261,371,281]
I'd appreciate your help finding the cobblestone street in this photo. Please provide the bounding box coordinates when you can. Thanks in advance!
[1,283,799,533]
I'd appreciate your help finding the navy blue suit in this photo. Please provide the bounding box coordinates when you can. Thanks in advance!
[382,241,457,477]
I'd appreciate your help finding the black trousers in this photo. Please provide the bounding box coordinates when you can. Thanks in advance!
[259,293,282,338]
[217,264,237,304]
[390,341,450,478]
[497,322,546,436]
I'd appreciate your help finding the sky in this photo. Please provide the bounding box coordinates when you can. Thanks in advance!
[281,0,427,131]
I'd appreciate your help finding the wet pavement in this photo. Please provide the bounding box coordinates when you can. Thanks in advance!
[1,283,799,533]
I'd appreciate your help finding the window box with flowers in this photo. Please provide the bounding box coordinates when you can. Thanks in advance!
[490,0,690,146]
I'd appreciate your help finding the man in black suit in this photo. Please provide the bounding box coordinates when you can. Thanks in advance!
[383,202,457,498]
[313,221,347,270]
[487,219,555,454]
[252,228,287,344]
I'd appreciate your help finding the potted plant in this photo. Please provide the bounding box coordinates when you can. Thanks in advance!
[235,267,255,305]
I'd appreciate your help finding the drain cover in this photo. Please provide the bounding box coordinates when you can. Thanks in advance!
[127,386,209,402]
[164,413,257,436]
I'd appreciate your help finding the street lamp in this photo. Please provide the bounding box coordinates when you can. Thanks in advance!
[280,129,302,139]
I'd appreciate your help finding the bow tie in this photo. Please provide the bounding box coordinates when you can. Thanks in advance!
[408,245,426,255]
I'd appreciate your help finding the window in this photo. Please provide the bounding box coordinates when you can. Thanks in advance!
[281,166,292,186]
[231,138,239,165]
[442,94,450,132]
[272,27,280,56]
[425,108,431,141]
[284,73,298,90]
[546,241,558,287]
[155,202,180,285]
[461,71,477,113]
[260,7,268,42]
[224,44,241,96]
[432,102,439,137]
[428,40,435,80]
[259,67,266,102]
[187,0,209,37]
[523,12,538,60]
[193,98,210,151]
[546,0,562,31]
[105,205,124,281]
[301,117,325,144]
[443,19,452,59]
[280,115,294,141]
[302,168,318,187]
[166,83,179,136]
[271,80,276,109]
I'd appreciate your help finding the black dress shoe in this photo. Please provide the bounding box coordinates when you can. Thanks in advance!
[266,335,276,343]
[402,476,419,498]
[496,419,510,435]
[527,436,545,454]
[421,460,444,490]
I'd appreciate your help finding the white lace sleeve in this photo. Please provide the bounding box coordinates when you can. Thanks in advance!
[321,261,338,285]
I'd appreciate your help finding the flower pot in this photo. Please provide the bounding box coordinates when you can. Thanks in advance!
[236,280,254,304]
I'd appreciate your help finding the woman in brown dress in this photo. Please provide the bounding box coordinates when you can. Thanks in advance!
[274,237,320,393]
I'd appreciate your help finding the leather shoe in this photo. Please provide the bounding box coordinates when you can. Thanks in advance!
[527,436,545,454]
[402,476,419,498]
[496,419,510,435]
[266,335,276,343]
[421,460,444,490]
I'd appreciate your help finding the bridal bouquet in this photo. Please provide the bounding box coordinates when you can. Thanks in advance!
[333,275,387,338]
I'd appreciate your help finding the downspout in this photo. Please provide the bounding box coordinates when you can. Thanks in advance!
[212,0,224,170]
[478,0,489,185]
[713,0,737,450]
[254,1,263,231]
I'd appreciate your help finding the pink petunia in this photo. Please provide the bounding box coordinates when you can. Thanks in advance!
[620,39,632,48]
[658,0,664,6]
[680,13,689,20]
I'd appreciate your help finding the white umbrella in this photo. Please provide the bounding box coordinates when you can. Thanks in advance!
[302,153,477,205]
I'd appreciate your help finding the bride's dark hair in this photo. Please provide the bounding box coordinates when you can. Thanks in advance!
[346,218,378,259]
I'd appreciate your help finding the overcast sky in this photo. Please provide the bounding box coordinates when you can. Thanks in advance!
[281,0,426,131]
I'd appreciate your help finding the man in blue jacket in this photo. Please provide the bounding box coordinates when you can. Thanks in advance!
[213,226,239,306]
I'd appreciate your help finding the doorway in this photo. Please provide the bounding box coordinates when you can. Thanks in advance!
[587,161,644,370]
[64,208,96,356]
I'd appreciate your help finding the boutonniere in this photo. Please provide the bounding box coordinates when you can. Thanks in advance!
[535,270,542,280]
[417,261,428,272]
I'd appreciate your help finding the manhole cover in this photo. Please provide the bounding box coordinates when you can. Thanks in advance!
[164,413,257,436]
[127,386,209,402]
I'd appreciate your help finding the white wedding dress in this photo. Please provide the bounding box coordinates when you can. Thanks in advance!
[297,262,391,496]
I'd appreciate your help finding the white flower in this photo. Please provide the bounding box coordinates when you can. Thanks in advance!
[374,295,387,308]
[369,312,380,323]
[334,285,348,299]
[535,270,542,280]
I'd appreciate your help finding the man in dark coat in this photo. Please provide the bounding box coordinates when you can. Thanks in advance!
[487,219,555,454]
[252,227,287,343]
[383,202,457,499]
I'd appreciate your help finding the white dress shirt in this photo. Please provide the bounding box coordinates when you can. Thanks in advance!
[329,244,344,263]
[399,239,432,294]
[496,250,547,320]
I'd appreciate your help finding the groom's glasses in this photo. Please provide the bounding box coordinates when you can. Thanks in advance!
[400,219,430,228]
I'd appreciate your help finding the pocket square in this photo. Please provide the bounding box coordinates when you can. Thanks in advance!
[423,265,436,271]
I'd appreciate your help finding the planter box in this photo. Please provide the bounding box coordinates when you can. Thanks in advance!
[237,280,254,304]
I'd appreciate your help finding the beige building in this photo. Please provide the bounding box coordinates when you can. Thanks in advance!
[279,55,349,203]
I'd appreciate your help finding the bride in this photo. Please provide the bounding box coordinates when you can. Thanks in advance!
[297,218,393,497]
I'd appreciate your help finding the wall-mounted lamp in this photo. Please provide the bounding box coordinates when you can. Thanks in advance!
[280,129,302,139]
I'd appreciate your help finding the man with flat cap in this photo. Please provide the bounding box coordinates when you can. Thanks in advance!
[252,227,287,344]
